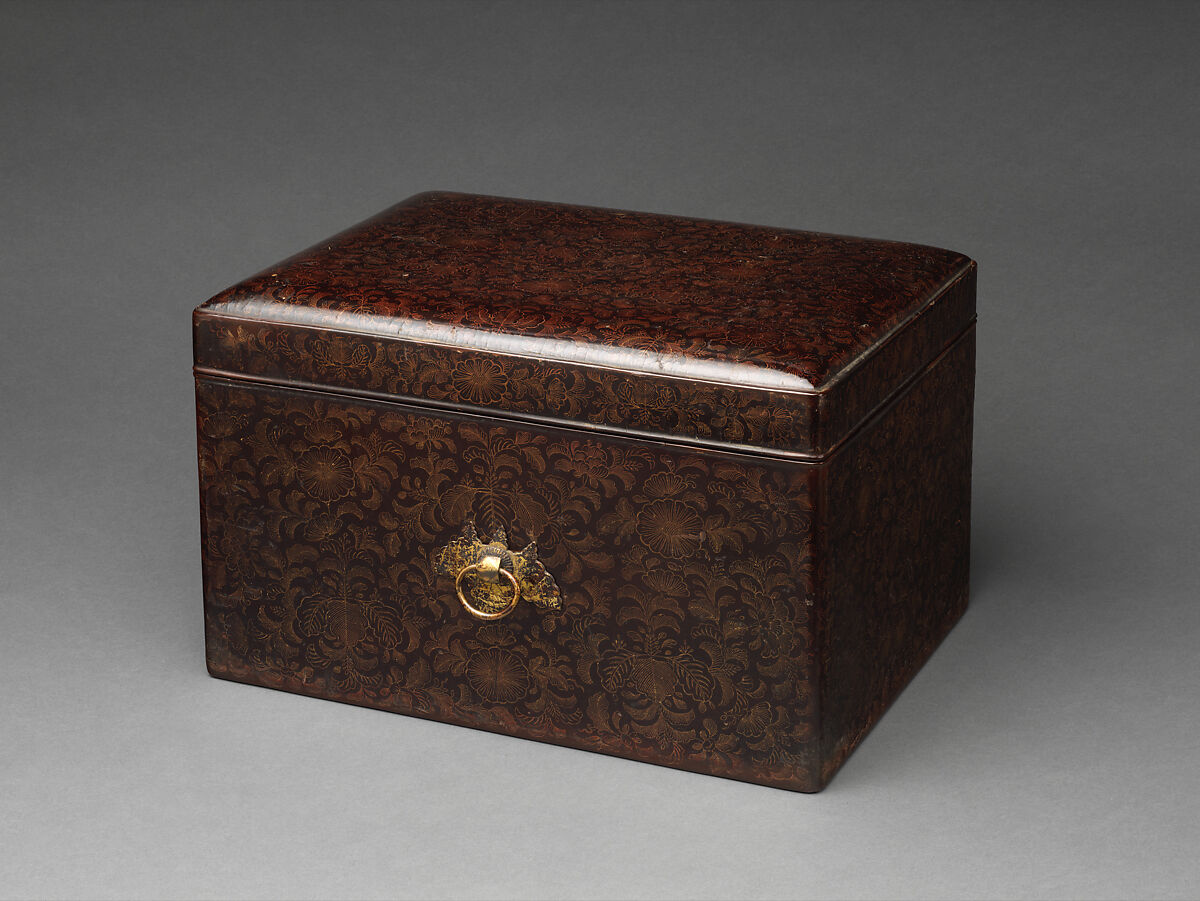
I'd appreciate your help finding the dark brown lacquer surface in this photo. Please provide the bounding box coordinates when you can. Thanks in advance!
[197,379,822,790]
[195,327,974,792]
[194,193,976,791]
[194,192,975,456]
[818,328,975,781]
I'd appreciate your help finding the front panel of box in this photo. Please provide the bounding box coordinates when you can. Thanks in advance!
[196,379,820,789]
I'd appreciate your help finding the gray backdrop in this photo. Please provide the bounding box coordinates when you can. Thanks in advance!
[2,2,1197,899]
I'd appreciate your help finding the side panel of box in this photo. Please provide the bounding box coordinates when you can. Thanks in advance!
[816,326,975,785]
[196,378,822,790]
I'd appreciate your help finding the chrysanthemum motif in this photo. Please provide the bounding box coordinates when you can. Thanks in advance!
[636,500,703,557]
[451,358,507,405]
[296,446,355,502]
[466,648,530,703]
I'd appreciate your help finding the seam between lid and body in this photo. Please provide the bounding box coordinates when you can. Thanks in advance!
[194,320,976,464]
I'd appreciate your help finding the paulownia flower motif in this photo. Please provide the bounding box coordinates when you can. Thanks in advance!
[308,336,372,378]
[296,446,355,501]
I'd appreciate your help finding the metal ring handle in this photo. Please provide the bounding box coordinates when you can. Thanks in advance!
[454,563,521,621]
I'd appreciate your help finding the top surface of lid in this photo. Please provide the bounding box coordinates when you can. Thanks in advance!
[199,192,973,393]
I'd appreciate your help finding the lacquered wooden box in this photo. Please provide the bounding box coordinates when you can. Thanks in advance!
[194,192,975,792]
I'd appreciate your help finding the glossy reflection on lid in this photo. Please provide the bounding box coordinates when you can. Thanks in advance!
[212,296,818,392]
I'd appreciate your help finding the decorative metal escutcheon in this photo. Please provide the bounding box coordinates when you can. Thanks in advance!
[434,522,562,621]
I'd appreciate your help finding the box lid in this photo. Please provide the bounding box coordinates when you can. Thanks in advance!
[194,192,975,458]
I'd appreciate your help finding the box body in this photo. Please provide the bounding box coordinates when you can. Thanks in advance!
[194,193,975,791]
